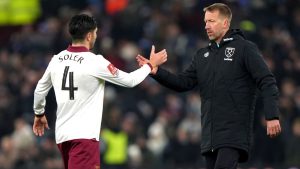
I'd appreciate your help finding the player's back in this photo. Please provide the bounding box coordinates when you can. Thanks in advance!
[49,47,105,143]
[51,50,102,103]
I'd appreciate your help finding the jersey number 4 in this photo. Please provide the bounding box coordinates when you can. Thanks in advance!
[62,66,78,100]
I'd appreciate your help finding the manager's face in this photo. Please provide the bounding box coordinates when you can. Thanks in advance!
[204,10,229,43]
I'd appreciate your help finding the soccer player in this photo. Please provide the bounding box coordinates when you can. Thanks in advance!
[32,14,167,169]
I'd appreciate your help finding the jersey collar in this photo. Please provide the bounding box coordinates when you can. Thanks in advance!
[67,45,89,52]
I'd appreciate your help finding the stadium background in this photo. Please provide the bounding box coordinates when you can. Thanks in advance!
[0,0,300,168]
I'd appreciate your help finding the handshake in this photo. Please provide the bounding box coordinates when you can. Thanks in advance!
[136,45,167,74]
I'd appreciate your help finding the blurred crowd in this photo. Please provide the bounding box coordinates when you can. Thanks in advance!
[0,0,300,169]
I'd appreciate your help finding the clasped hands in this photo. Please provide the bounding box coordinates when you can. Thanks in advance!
[136,45,167,74]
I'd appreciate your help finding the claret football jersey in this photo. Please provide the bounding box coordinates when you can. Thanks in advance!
[34,46,151,143]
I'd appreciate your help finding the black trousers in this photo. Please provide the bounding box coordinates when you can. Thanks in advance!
[203,147,240,169]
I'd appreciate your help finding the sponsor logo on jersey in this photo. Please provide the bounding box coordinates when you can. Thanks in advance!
[107,64,118,76]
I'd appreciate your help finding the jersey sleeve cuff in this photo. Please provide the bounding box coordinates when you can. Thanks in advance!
[35,113,45,117]
[146,63,153,71]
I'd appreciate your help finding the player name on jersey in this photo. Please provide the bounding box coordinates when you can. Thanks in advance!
[59,54,84,64]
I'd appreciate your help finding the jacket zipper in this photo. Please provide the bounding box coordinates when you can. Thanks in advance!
[210,71,215,152]
[210,48,219,152]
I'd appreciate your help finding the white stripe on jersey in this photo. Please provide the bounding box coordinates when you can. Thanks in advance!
[33,46,151,143]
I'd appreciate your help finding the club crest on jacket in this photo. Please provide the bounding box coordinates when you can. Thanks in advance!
[224,47,235,61]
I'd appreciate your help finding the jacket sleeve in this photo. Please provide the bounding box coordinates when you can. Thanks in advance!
[244,42,280,120]
[151,54,198,92]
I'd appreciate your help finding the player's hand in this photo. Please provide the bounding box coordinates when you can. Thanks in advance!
[136,54,148,67]
[137,54,159,74]
[33,114,50,136]
[266,119,281,138]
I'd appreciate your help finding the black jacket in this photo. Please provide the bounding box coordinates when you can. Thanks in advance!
[152,29,280,162]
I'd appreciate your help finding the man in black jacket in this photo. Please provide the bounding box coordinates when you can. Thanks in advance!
[137,3,281,169]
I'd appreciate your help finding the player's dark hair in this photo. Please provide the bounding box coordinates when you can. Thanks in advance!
[68,14,97,41]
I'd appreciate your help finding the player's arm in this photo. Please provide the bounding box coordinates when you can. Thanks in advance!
[93,46,167,87]
[33,59,53,136]
[33,59,53,116]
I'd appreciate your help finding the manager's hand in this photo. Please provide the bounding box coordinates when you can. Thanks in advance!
[136,45,167,75]
[266,119,281,138]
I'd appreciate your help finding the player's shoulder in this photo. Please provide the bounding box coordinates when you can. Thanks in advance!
[83,53,111,68]
[55,49,68,56]
[87,53,106,62]
[52,50,68,59]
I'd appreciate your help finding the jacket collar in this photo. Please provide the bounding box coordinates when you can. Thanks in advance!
[67,45,89,52]
[209,29,245,50]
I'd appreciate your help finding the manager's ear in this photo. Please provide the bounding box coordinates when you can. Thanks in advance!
[223,17,231,29]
